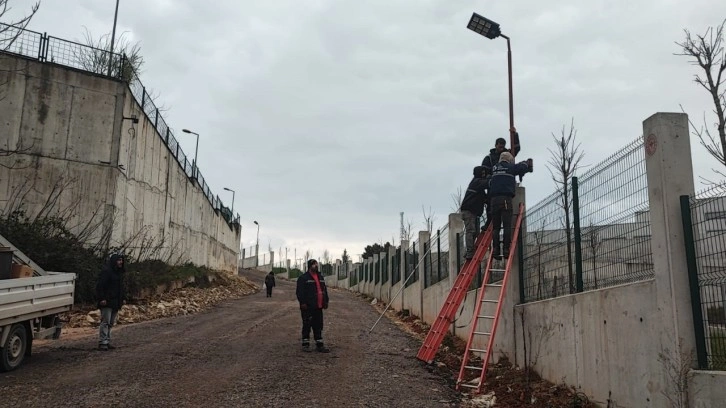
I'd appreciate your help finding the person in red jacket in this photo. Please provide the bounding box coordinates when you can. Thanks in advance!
[296,259,330,353]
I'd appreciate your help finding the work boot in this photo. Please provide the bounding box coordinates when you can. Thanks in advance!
[106,344,116,350]
[98,344,109,351]
[503,247,510,259]
[464,253,473,261]
[302,340,312,352]
[316,342,330,353]
[492,248,502,260]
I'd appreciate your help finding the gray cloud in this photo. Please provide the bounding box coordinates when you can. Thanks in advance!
[6,0,726,259]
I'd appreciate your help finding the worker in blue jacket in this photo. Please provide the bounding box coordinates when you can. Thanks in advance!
[488,152,533,259]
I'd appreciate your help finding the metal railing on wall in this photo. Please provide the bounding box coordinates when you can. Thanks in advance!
[522,137,653,303]
[0,23,239,226]
[682,185,726,370]
[424,226,450,288]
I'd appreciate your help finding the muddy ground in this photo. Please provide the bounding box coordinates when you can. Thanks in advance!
[0,269,459,408]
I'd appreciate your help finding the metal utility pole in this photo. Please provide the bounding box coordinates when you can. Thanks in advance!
[108,0,120,76]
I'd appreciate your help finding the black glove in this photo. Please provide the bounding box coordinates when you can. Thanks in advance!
[527,158,533,173]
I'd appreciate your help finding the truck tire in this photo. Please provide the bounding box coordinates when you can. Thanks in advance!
[1,324,28,372]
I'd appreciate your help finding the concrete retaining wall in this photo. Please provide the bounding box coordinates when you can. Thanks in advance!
[0,56,239,272]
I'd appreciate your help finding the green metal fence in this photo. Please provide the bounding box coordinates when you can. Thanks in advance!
[682,185,726,370]
[423,226,450,288]
[522,137,654,303]
[404,239,419,287]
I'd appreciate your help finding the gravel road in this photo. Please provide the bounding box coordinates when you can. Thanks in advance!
[0,269,459,407]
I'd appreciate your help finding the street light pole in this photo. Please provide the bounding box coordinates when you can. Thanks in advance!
[254,221,260,267]
[108,0,120,76]
[223,188,236,215]
[502,34,515,152]
[182,129,200,178]
[467,13,518,156]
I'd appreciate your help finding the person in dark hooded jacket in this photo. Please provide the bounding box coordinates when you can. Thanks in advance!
[481,133,521,228]
[264,271,276,297]
[488,152,532,259]
[96,254,126,351]
[460,165,488,260]
[296,259,330,353]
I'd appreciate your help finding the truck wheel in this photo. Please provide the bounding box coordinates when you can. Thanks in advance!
[1,324,28,372]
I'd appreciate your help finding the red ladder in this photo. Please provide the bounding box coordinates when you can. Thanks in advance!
[416,224,494,364]
[456,202,524,393]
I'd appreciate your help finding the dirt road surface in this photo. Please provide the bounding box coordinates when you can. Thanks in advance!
[0,270,459,407]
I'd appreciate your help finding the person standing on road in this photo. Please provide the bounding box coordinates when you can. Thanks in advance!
[488,152,532,260]
[296,259,330,353]
[264,271,276,297]
[96,254,127,351]
[460,165,488,260]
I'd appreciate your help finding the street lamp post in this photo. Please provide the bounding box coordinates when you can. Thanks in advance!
[253,221,260,267]
[467,13,518,155]
[108,0,120,77]
[223,187,236,216]
[182,129,200,179]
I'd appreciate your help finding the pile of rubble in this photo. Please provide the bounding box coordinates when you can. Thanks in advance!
[66,273,258,328]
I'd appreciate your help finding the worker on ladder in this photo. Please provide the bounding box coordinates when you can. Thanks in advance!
[481,132,521,229]
[460,165,488,261]
[488,152,533,260]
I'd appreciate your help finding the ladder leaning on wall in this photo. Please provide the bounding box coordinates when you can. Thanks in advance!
[456,202,524,393]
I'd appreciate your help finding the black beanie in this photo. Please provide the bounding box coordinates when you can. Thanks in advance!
[307,259,318,269]
[473,165,485,178]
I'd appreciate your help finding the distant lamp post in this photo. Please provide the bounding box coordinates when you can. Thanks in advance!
[223,187,236,216]
[467,13,517,154]
[182,128,200,178]
[253,221,260,267]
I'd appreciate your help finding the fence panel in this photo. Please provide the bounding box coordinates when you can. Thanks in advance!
[522,137,653,303]
[405,240,418,287]
[0,24,42,58]
[688,185,726,370]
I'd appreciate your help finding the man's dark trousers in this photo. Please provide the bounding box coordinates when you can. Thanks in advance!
[491,195,513,257]
[301,308,324,344]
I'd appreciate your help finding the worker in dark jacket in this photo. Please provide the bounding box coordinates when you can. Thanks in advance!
[481,133,521,228]
[296,259,330,353]
[460,165,488,260]
[489,152,532,259]
[96,254,126,351]
[264,271,276,297]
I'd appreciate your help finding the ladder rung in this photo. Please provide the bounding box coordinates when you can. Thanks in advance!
[464,365,483,371]
[474,331,491,336]
[460,383,479,389]
[487,284,503,287]
[478,315,496,319]
[490,269,506,272]
[481,299,498,303]
[469,348,487,353]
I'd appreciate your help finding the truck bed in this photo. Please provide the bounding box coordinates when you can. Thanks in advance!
[0,272,76,327]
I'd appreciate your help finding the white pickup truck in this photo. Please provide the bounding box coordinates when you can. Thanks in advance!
[0,234,76,372]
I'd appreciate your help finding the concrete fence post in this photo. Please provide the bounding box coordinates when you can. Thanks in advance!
[418,231,430,319]
[642,113,697,403]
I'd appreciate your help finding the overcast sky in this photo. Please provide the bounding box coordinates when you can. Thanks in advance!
[5,0,726,262]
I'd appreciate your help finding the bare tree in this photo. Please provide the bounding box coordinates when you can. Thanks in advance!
[403,218,414,242]
[587,223,602,289]
[547,119,584,294]
[0,1,40,100]
[677,20,726,182]
[450,186,463,212]
[422,205,436,234]
[0,1,40,51]
[78,28,143,83]
[322,249,331,265]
